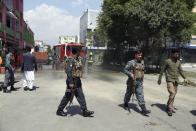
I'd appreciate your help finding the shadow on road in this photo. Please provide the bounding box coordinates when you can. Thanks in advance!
[151,103,167,113]
[12,87,21,91]
[0,81,19,86]
[33,86,40,89]
[190,110,196,116]
[118,103,141,114]
[0,81,21,91]
[192,124,196,130]
[66,105,82,116]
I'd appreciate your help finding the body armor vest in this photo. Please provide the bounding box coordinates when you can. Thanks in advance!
[72,56,83,78]
[131,60,145,79]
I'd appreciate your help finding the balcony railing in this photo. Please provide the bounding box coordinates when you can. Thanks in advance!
[6,27,14,37]
[0,22,4,32]
[24,27,34,46]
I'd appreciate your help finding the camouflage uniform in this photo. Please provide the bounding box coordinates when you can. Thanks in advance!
[124,59,145,106]
[3,52,15,89]
[58,55,87,111]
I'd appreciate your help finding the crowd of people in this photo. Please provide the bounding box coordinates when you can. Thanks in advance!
[0,47,188,117]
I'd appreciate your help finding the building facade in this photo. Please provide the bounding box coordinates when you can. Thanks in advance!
[80,9,100,45]
[35,40,45,52]
[59,35,78,45]
[0,0,34,67]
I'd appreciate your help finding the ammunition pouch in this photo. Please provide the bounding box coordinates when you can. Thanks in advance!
[72,70,83,78]
[135,69,144,79]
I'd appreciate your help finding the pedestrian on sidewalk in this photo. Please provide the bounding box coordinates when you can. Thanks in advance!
[123,50,151,116]
[56,47,94,117]
[21,47,37,91]
[157,48,188,116]
[2,48,16,93]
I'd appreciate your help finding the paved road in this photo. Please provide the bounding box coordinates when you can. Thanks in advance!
[0,68,195,131]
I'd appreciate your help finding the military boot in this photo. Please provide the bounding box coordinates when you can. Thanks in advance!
[56,109,67,116]
[167,110,172,116]
[10,85,17,91]
[124,103,128,108]
[3,87,11,93]
[82,109,94,117]
[166,108,173,116]
[140,105,151,115]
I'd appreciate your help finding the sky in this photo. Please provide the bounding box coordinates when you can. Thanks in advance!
[23,0,103,45]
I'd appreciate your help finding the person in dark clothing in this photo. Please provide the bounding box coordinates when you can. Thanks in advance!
[21,47,37,91]
[56,47,94,117]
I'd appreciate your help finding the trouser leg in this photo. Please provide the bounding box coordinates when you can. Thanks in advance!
[135,80,145,106]
[23,79,28,87]
[58,88,72,111]
[75,87,87,110]
[72,78,87,110]
[167,82,178,111]
[10,72,15,87]
[3,69,11,93]
[3,69,10,88]
[28,80,34,89]
[23,72,28,87]
[124,85,132,103]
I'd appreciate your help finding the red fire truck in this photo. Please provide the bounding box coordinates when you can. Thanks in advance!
[53,43,86,61]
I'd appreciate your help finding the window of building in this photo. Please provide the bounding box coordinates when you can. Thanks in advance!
[3,0,13,10]
[6,15,13,29]
[0,5,2,22]
[16,19,20,32]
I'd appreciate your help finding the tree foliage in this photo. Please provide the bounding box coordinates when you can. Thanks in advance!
[98,0,196,49]
[45,45,52,55]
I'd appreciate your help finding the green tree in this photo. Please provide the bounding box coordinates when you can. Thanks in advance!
[45,45,52,56]
[87,28,108,47]
[98,0,196,64]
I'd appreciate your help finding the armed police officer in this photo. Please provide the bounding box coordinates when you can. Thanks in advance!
[2,48,16,93]
[56,47,94,117]
[158,49,188,116]
[123,50,151,116]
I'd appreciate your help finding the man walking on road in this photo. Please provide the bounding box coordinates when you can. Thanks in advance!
[158,49,188,116]
[56,47,94,117]
[2,48,16,93]
[123,50,151,116]
[21,47,37,91]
